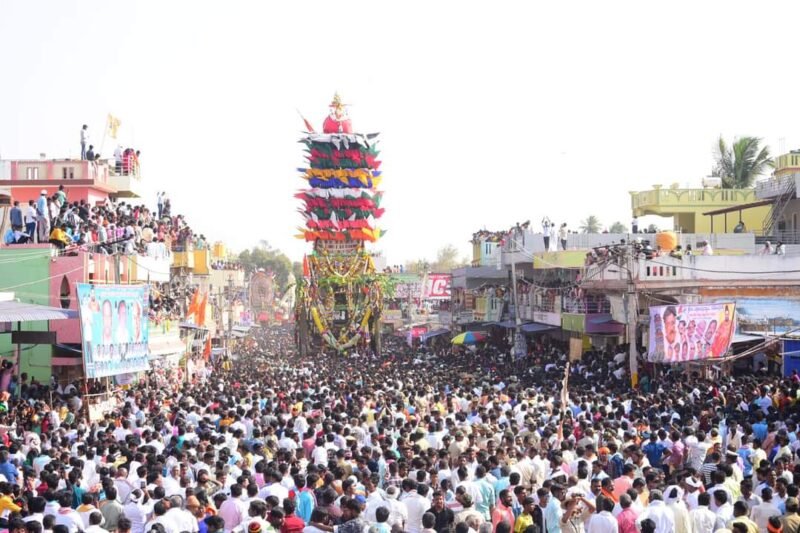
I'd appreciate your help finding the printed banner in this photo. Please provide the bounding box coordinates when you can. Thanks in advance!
[648,302,736,363]
[77,283,150,378]
[423,274,452,300]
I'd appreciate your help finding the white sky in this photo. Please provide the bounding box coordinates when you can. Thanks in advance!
[2,0,800,264]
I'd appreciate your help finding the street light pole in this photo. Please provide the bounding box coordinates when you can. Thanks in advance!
[509,228,523,360]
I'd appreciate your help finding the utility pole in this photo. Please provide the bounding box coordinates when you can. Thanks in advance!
[626,248,639,388]
[509,228,524,360]
[227,276,234,358]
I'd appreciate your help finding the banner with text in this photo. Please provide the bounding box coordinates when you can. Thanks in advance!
[648,302,736,363]
[77,283,150,378]
[423,274,452,300]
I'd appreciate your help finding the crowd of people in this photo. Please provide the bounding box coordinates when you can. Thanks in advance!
[0,324,794,533]
[211,262,243,272]
[5,188,198,258]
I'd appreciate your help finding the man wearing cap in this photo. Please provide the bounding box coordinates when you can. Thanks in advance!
[781,497,800,533]
[683,476,702,510]
[513,495,539,533]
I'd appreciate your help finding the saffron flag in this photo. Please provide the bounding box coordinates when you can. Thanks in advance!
[197,292,208,326]
[203,335,212,360]
[187,290,200,319]
[107,114,121,139]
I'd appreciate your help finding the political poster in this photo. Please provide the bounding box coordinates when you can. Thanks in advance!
[648,302,736,363]
[77,283,150,378]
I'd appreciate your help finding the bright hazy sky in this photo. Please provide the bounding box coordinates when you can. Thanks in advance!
[2,1,800,264]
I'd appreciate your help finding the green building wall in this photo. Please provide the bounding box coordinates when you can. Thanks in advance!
[0,248,54,384]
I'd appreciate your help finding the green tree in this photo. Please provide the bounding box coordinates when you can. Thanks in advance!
[608,221,627,233]
[579,215,602,234]
[714,136,774,189]
[238,245,294,292]
[404,259,430,274]
[432,244,464,272]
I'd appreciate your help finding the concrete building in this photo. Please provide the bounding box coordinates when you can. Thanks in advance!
[630,183,769,234]
[0,157,144,205]
[755,149,800,243]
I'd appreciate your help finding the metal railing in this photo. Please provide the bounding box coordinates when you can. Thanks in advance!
[631,188,757,209]
[108,158,141,180]
[761,177,796,239]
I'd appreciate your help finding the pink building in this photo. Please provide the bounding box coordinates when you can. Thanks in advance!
[0,158,143,205]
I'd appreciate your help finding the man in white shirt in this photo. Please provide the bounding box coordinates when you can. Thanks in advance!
[689,492,716,533]
[713,490,734,531]
[257,470,289,505]
[750,487,781,532]
[162,465,182,497]
[384,486,408,531]
[165,495,200,533]
[586,495,618,532]
[401,480,429,533]
[123,491,148,533]
[635,491,675,533]
[685,430,712,470]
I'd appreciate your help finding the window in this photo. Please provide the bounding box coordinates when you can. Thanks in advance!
[61,167,74,179]
[25,167,39,180]
[59,276,71,309]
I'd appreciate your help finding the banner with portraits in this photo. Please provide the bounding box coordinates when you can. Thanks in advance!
[77,283,150,378]
[648,302,736,363]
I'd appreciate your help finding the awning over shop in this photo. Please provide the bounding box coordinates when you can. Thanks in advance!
[148,337,187,357]
[178,323,208,330]
[490,320,529,329]
[732,333,764,344]
[0,301,77,322]
[521,322,558,334]
[421,328,450,342]
[589,316,624,325]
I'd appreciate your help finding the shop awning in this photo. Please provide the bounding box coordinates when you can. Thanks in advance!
[148,337,187,357]
[0,301,77,322]
[589,316,624,325]
[732,333,764,344]
[421,328,450,342]
[490,320,529,329]
[178,322,208,330]
[521,322,558,334]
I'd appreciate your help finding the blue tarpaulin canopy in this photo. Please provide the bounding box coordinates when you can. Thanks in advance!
[521,322,557,334]
[421,328,450,342]
[589,316,623,325]
[490,320,527,329]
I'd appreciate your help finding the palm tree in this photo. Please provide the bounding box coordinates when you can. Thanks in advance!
[714,136,774,189]
[608,222,627,233]
[580,215,601,234]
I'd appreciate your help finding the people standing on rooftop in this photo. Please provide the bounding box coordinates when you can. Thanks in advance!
[80,125,89,160]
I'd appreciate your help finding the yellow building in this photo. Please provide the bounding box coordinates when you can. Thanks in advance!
[630,184,771,233]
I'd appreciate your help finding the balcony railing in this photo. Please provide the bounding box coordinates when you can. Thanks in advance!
[499,231,756,262]
[756,174,798,200]
[631,188,757,210]
[584,254,800,286]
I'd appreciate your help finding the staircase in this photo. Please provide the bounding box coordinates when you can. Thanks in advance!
[761,176,797,241]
